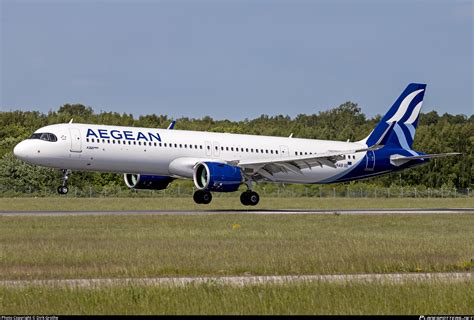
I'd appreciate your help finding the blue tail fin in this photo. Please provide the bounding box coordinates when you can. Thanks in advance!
[364,83,426,149]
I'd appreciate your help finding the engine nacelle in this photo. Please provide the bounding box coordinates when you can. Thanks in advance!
[124,174,173,190]
[193,162,243,192]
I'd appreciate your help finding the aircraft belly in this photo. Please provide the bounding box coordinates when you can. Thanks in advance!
[270,166,344,184]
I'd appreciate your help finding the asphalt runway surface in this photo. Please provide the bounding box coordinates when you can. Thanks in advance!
[0,272,470,288]
[0,208,472,216]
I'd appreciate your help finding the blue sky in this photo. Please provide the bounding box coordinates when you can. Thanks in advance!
[1,0,472,120]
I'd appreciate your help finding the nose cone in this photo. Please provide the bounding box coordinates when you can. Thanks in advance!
[13,141,30,161]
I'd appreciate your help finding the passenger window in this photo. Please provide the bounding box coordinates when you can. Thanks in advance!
[200,145,203,149]
[174,144,177,148]
[271,150,273,154]
[266,150,268,154]
[221,146,224,151]
[246,148,249,152]
[113,140,116,144]
[226,147,229,151]
[179,144,182,148]
[86,138,90,142]
[276,150,278,154]
[256,149,259,153]
[231,147,234,151]
[128,141,131,145]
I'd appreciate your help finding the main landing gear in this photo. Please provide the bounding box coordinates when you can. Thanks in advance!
[193,190,212,204]
[240,190,259,206]
[239,179,259,206]
[57,169,71,195]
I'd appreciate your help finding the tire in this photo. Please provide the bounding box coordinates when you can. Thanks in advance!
[201,191,212,204]
[193,190,203,204]
[240,192,250,206]
[248,191,259,206]
[57,186,68,195]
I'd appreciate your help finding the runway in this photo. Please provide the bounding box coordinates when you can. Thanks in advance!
[0,208,472,216]
[0,272,470,288]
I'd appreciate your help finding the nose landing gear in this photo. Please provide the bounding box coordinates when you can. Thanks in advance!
[57,169,71,195]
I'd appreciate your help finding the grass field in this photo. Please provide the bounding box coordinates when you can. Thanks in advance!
[0,196,472,211]
[1,214,472,280]
[1,281,472,314]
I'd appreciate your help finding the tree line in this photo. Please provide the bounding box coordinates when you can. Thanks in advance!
[0,102,472,194]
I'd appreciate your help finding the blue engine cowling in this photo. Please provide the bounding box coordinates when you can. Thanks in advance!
[124,174,174,190]
[193,162,242,192]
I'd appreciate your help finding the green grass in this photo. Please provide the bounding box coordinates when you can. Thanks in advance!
[1,281,472,314]
[1,214,472,280]
[0,197,472,211]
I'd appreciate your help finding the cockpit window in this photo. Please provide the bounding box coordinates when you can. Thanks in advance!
[29,132,58,142]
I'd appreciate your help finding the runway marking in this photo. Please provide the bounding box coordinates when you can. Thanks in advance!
[0,272,471,288]
[0,208,473,216]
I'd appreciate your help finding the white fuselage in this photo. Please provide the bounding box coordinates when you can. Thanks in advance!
[13,123,367,184]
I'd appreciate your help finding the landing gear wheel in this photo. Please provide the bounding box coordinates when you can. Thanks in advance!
[193,190,203,204]
[201,191,212,204]
[57,186,68,195]
[193,190,212,205]
[240,192,250,206]
[240,191,259,206]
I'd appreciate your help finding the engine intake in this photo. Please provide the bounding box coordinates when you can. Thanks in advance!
[124,174,173,190]
[193,162,242,192]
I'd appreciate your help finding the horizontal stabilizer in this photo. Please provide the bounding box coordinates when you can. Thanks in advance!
[390,152,461,166]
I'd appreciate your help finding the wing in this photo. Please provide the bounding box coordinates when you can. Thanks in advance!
[228,146,374,181]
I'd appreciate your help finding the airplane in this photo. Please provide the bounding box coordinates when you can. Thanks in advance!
[13,83,460,206]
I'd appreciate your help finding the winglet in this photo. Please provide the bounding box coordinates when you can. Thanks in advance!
[68,119,73,124]
[167,120,176,130]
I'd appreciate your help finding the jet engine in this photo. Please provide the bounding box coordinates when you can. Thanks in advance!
[124,174,174,190]
[193,162,242,192]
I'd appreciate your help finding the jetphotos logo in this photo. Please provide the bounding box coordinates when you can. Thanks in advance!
[419,316,474,320]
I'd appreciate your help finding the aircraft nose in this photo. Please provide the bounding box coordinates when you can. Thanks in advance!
[13,141,30,160]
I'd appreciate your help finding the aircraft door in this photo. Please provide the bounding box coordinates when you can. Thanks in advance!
[213,141,220,157]
[365,150,375,171]
[69,128,82,153]
[205,141,212,157]
[280,145,289,157]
